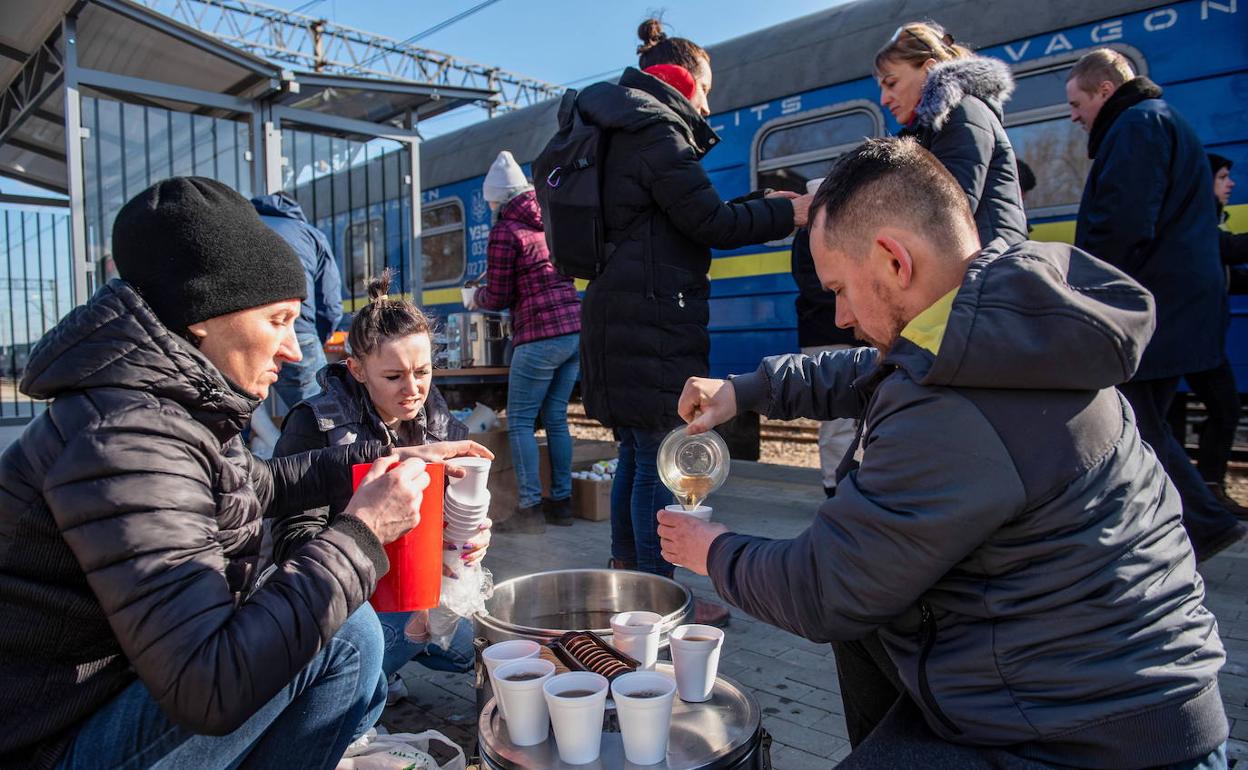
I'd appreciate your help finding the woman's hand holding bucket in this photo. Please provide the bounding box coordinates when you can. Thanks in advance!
[344,455,430,544]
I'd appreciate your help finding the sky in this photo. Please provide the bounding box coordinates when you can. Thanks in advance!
[1,0,848,198]
[252,0,849,135]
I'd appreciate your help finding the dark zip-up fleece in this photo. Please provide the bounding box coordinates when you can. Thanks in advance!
[273,362,468,565]
[710,240,1226,767]
[0,281,388,768]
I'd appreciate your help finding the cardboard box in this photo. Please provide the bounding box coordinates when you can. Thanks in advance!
[469,418,548,521]
[571,475,612,521]
[468,421,616,521]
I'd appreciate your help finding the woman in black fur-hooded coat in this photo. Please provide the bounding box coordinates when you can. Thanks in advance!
[875,22,1027,248]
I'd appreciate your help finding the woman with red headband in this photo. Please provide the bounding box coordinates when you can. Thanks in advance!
[573,18,811,625]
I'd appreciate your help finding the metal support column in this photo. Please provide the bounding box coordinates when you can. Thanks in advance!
[62,15,90,305]
[405,110,422,302]
[263,113,282,195]
[249,101,265,194]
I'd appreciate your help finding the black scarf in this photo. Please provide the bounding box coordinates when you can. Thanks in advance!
[1087,76,1164,159]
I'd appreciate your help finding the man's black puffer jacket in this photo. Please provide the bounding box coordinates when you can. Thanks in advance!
[575,68,795,431]
[0,280,388,767]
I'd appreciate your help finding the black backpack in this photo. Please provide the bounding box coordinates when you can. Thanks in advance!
[533,90,610,281]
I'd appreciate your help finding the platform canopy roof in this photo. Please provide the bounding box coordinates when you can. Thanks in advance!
[0,0,497,194]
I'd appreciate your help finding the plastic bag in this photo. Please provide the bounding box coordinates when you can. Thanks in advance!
[427,559,493,649]
[337,728,466,770]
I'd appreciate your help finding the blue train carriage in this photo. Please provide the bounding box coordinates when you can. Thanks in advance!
[416,0,1247,385]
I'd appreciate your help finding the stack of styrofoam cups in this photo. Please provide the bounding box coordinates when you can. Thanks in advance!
[493,658,555,746]
[444,456,491,544]
[806,177,826,196]
[610,611,662,670]
[669,624,725,703]
[482,640,541,721]
[543,671,609,765]
[611,671,679,765]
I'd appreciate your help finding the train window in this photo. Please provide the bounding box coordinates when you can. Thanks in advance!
[421,200,465,286]
[754,104,884,194]
[1004,47,1145,218]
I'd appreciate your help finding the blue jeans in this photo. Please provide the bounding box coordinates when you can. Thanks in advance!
[378,612,475,676]
[273,334,326,411]
[56,605,387,770]
[611,427,674,577]
[507,333,580,509]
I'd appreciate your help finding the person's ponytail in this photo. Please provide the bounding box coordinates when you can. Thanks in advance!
[635,16,709,74]
[347,268,432,357]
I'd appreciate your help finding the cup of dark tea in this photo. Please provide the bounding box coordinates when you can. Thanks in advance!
[482,639,542,721]
[611,671,678,764]
[668,624,725,703]
[610,611,662,670]
[493,658,555,746]
[542,671,609,765]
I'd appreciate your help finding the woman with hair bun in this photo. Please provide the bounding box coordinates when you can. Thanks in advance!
[275,269,486,702]
[875,21,1026,247]
[570,18,808,622]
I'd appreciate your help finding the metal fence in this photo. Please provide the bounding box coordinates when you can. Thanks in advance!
[0,205,73,424]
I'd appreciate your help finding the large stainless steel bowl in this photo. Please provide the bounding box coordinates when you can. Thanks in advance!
[475,568,693,645]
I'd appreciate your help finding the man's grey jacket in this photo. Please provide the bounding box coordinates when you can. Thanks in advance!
[711,240,1227,767]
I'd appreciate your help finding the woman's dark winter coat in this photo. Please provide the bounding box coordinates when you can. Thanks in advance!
[273,362,468,564]
[1075,77,1225,380]
[0,281,387,767]
[902,56,1028,249]
[574,67,796,431]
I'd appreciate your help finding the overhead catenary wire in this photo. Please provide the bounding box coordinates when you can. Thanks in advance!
[352,0,506,70]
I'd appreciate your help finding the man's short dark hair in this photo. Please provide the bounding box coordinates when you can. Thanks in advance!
[810,137,976,259]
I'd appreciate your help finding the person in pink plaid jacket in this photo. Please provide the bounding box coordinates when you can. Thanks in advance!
[471,150,582,533]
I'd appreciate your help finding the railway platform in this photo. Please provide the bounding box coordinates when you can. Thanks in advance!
[385,458,1248,768]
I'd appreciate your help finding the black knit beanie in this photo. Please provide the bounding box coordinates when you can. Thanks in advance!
[112,177,307,332]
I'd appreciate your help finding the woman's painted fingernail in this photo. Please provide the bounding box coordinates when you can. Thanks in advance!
[444,543,457,551]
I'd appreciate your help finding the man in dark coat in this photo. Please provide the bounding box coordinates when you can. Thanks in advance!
[573,64,803,581]
[252,192,343,409]
[1068,48,1244,558]
[660,137,1228,768]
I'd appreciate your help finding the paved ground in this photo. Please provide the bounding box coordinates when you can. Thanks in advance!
[2,419,1245,767]
[387,458,1248,769]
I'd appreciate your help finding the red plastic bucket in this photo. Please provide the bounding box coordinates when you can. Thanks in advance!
[352,460,443,612]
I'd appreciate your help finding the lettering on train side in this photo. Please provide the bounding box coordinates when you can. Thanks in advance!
[712,95,802,133]
[1002,1,1237,62]
[421,189,440,203]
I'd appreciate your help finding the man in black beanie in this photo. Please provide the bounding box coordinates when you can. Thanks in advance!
[0,177,491,769]
[112,176,308,341]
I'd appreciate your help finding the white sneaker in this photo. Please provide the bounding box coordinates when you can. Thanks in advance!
[385,673,408,706]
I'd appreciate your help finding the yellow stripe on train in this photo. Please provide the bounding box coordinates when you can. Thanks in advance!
[382,203,1247,309]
